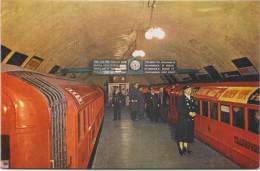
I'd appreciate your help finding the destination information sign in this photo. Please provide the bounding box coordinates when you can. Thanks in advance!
[93,60,127,74]
[93,60,176,75]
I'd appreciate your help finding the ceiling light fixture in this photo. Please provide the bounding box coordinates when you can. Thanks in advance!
[145,0,166,40]
[145,27,165,40]
[132,50,145,58]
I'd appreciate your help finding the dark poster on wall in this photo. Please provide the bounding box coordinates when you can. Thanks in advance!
[24,56,44,70]
[232,57,258,76]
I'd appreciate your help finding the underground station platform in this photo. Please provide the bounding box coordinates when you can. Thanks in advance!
[92,107,240,169]
[1,0,259,169]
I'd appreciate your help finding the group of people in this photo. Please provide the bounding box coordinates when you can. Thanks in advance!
[111,83,169,122]
[111,83,198,156]
[144,86,169,122]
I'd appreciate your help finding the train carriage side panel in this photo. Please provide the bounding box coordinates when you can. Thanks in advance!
[169,82,259,168]
[195,85,260,168]
[60,84,104,168]
[60,90,78,168]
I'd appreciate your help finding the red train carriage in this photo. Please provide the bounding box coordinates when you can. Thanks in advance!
[1,64,104,168]
[168,82,260,168]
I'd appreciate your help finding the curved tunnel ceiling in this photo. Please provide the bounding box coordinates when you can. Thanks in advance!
[2,0,260,85]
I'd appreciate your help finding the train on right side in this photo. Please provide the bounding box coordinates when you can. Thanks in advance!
[166,82,259,169]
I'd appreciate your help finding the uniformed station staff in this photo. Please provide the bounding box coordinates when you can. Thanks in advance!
[146,87,160,122]
[112,87,123,120]
[175,85,197,155]
[158,87,169,122]
[129,83,145,121]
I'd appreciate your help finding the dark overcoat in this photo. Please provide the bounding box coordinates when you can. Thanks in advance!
[129,87,143,112]
[146,93,159,113]
[175,95,196,142]
[112,92,123,107]
[139,92,145,114]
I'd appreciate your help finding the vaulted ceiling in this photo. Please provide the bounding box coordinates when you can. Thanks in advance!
[2,0,260,86]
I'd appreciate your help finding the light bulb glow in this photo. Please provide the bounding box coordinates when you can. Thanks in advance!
[145,27,165,40]
[132,50,145,57]
[145,28,153,40]
[154,27,166,39]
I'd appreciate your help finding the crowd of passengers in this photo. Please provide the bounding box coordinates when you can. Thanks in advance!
[111,83,169,122]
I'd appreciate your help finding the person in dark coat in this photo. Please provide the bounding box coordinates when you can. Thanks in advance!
[144,89,150,120]
[175,85,197,155]
[138,87,146,120]
[158,87,169,122]
[112,87,123,120]
[146,87,160,122]
[129,83,142,121]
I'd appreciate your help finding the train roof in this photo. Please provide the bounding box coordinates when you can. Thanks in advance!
[196,86,259,104]
[2,64,104,108]
[169,83,260,105]
[1,64,77,82]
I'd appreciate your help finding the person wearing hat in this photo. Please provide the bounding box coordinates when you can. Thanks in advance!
[129,83,143,121]
[112,87,123,120]
[146,86,160,122]
[175,85,197,155]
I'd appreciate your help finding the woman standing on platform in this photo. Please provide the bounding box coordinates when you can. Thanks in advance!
[112,87,123,120]
[175,85,197,155]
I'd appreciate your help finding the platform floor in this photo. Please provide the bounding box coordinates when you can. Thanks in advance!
[92,107,240,169]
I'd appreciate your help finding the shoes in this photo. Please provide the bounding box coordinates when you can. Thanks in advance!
[178,148,184,156]
[183,147,192,154]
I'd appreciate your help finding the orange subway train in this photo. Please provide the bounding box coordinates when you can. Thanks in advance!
[1,64,104,168]
[167,82,260,168]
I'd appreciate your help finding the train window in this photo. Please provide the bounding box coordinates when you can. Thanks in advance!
[195,99,200,114]
[202,101,208,117]
[232,107,244,129]
[210,103,218,120]
[1,135,10,165]
[248,109,260,134]
[89,104,92,125]
[83,109,86,133]
[221,105,230,124]
[89,104,92,126]
[7,52,28,66]
[24,56,43,70]
[87,107,90,128]
[248,88,260,105]
[81,111,85,138]
[92,102,95,121]
[78,112,80,142]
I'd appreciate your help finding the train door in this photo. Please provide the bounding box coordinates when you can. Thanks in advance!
[1,93,15,168]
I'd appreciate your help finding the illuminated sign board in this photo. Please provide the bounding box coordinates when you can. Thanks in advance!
[93,60,127,75]
[93,60,176,75]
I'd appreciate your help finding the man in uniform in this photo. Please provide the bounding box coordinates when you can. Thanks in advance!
[158,87,169,123]
[146,87,160,122]
[129,83,142,121]
[138,87,146,120]
[175,85,197,155]
[111,87,123,120]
